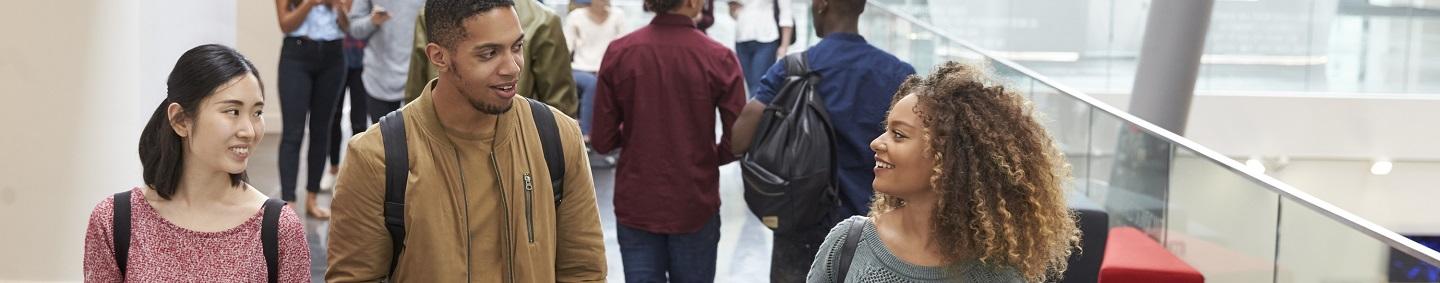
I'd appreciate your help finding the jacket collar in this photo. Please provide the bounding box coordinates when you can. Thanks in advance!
[822,32,866,43]
[649,13,697,28]
[411,78,518,147]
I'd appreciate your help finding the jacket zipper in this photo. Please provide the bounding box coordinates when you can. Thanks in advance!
[455,152,473,282]
[523,173,535,243]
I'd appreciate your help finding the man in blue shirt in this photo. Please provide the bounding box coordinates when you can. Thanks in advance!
[730,0,915,281]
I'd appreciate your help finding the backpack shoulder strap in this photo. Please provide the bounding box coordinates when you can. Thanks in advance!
[527,98,566,207]
[784,52,809,77]
[261,198,286,283]
[112,190,132,278]
[378,109,409,277]
[835,217,865,283]
[772,52,812,106]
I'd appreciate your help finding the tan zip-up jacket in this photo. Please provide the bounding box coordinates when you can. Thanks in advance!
[327,79,606,282]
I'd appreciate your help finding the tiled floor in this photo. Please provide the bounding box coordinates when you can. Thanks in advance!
[248,127,777,282]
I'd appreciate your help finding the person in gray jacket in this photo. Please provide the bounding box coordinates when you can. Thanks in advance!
[347,0,425,120]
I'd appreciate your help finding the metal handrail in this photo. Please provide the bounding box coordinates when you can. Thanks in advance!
[863,0,1440,267]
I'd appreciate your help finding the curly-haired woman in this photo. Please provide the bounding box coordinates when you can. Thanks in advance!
[806,61,1081,283]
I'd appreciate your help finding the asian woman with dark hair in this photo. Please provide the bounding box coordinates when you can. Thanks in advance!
[82,44,310,282]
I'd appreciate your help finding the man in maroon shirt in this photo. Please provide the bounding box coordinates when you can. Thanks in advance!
[590,0,746,280]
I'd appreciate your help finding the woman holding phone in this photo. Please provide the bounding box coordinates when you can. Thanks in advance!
[275,0,350,219]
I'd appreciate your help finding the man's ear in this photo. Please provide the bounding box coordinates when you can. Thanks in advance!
[426,43,451,73]
[166,102,191,138]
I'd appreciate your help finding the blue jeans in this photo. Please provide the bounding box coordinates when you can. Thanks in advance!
[736,40,779,96]
[573,70,597,135]
[618,214,721,283]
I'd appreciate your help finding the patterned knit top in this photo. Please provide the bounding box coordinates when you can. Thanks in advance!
[806,216,1025,283]
[83,187,311,282]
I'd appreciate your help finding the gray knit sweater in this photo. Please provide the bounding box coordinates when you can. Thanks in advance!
[806,216,1026,283]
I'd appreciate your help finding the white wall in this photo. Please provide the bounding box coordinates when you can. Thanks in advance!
[0,1,234,280]
[1083,92,1440,233]
[236,0,284,134]
[1270,159,1440,235]
[1090,91,1440,162]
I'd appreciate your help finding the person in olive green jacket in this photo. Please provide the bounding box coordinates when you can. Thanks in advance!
[402,0,578,117]
[327,0,605,281]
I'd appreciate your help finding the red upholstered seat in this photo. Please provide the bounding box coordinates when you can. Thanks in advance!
[1099,227,1205,283]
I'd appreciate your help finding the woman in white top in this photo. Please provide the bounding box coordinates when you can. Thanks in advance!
[565,0,627,159]
[728,0,793,96]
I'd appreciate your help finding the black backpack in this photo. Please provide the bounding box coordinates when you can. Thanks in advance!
[741,52,839,234]
[111,191,286,283]
[376,98,566,277]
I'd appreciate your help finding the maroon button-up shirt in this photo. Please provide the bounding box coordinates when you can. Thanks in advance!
[592,13,746,234]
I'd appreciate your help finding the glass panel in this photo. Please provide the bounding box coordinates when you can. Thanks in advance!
[1084,108,1123,204]
[992,63,1032,91]
[1088,110,1170,239]
[1029,81,1092,193]
[1276,198,1440,282]
[892,0,1440,96]
[1415,16,1440,93]
[1166,147,1278,282]
[1197,0,1317,92]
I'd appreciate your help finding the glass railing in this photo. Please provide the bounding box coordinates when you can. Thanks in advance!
[859,1,1440,282]
[549,0,1440,280]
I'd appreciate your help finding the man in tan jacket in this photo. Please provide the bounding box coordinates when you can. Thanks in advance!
[326,0,606,281]
[402,0,577,117]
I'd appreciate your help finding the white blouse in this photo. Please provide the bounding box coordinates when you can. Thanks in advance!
[564,7,629,72]
[731,0,795,43]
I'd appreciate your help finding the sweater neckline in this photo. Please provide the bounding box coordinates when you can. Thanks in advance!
[861,217,979,280]
[132,187,266,238]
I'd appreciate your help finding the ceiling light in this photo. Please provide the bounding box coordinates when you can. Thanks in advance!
[1371,160,1393,176]
[1245,157,1266,174]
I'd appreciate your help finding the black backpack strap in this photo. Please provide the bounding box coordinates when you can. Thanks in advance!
[261,198,286,283]
[379,109,409,277]
[835,217,865,283]
[527,98,566,207]
[785,52,808,76]
[777,52,812,105]
[112,191,132,278]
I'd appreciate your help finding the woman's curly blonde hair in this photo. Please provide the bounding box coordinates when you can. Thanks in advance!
[869,61,1080,282]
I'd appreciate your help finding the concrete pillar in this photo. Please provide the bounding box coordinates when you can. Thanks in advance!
[1127,0,1215,135]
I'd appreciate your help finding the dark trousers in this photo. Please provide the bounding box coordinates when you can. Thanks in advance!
[277,37,345,202]
[771,211,848,283]
[618,214,721,283]
[735,40,780,96]
[328,67,370,167]
[365,95,401,123]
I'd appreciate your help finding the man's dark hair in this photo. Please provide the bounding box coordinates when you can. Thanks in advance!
[643,0,682,13]
[425,0,516,48]
[828,0,865,15]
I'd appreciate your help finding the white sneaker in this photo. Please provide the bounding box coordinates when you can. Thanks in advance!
[320,172,337,192]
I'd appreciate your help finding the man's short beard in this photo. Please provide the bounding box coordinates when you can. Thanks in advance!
[451,70,513,115]
[471,97,512,114]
